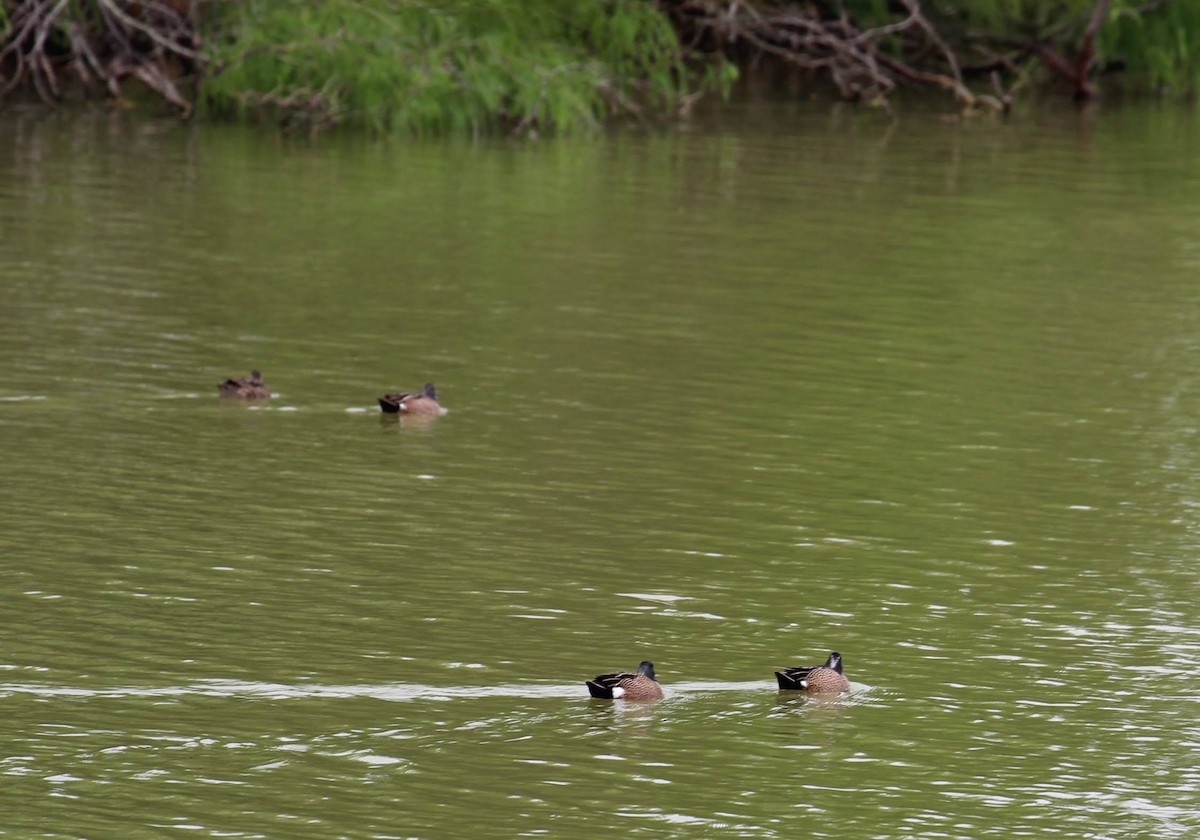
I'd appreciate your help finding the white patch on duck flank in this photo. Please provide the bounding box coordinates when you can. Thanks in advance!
[612,686,626,698]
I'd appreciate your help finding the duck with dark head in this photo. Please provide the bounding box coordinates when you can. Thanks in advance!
[586,661,664,700]
[378,382,446,415]
[775,651,850,693]
[217,370,271,399]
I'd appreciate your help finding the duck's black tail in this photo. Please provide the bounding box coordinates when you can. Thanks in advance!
[775,667,818,690]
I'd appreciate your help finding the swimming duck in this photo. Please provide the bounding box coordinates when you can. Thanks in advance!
[586,661,664,700]
[378,382,445,415]
[217,370,271,399]
[775,651,850,692]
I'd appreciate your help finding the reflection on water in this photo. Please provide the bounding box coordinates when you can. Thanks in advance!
[377,411,445,431]
[3,104,1200,836]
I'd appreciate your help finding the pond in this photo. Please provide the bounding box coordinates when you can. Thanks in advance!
[2,99,1200,837]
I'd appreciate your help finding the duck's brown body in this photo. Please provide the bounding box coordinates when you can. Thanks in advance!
[218,370,271,399]
[775,651,850,693]
[586,661,664,700]
[378,383,445,415]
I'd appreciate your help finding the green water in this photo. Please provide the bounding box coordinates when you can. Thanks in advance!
[3,102,1200,838]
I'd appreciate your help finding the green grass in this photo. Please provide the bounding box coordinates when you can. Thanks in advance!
[199,0,736,134]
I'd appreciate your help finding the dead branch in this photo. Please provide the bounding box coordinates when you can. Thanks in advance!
[95,0,201,62]
[234,86,344,134]
[893,0,979,107]
[661,0,1008,113]
[0,0,201,113]
[1073,0,1113,99]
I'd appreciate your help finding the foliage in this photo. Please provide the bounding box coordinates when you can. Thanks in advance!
[199,0,736,133]
[836,0,1200,97]
[1100,0,1200,94]
[1,0,1195,131]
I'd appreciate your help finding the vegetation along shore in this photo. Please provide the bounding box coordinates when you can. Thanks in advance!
[1,0,1197,133]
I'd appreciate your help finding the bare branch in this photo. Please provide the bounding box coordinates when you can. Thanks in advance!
[94,0,201,60]
[661,0,1006,112]
[1,0,203,114]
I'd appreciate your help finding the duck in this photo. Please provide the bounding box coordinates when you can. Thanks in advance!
[378,382,445,415]
[217,370,271,399]
[586,661,664,700]
[775,651,850,692]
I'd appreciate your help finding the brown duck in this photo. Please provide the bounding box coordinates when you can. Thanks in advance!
[775,651,850,692]
[586,661,664,700]
[217,370,271,399]
[378,382,445,415]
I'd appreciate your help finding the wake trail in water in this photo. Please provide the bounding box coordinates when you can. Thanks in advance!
[0,678,818,701]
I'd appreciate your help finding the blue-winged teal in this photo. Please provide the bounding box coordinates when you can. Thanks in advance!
[775,651,850,692]
[586,661,664,700]
[217,370,271,399]
[378,382,445,415]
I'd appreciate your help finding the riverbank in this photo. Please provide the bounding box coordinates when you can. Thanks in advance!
[1,1,1195,133]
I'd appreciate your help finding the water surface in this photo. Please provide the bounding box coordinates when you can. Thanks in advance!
[2,101,1200,837]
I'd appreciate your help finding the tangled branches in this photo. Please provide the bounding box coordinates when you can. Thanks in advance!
[0,0,199,114]
[663,0,1013,114]
[0,0,1183,129]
